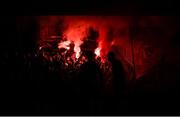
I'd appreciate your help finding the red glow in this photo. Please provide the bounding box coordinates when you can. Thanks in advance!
[38,16,175,79]
[38,16,133,79]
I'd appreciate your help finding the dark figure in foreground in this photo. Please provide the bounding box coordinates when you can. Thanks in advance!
[79,51,103,112]
[108,52,126,97]
[107,51,127,112]
[79,51,103,97]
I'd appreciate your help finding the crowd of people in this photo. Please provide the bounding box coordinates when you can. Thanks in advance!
[0,46,130,113]
[1,44,178,114]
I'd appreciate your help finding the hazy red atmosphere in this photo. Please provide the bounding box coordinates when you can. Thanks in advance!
[38,16,176,79]
[1,14,180,115]
[1,0,180,114]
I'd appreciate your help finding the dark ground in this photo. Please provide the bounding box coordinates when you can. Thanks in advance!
[0,46,180,115]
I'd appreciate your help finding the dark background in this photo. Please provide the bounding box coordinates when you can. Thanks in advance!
[0,0,180,115]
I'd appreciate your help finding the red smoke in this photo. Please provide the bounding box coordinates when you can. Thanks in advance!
[37,16,176,79]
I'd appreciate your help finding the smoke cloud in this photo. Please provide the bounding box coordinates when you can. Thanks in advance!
[38,16,176,79]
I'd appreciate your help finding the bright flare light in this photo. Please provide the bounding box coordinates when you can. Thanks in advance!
[95,47,101,57]
[58,40,71,50]
[74,45,81,59]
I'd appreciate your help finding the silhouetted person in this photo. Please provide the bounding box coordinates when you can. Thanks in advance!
[79,51,103,97]
[108,51,126,98]
[79,50,103,112]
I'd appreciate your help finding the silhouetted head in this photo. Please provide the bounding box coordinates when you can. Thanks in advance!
[85,50,95,61]
[108,51,116,62]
